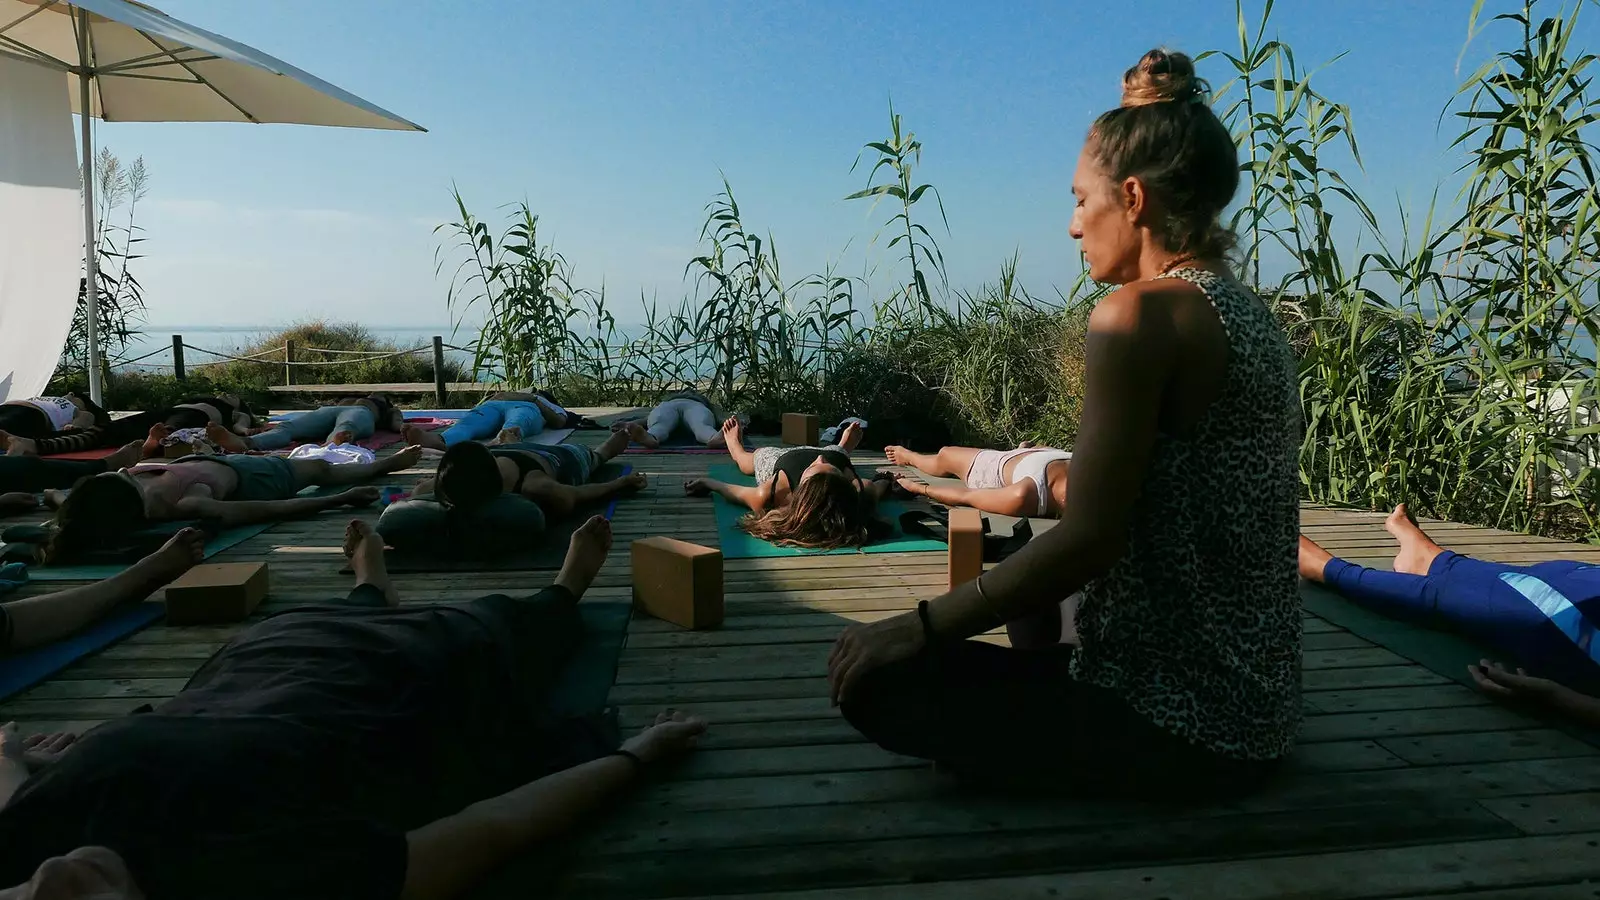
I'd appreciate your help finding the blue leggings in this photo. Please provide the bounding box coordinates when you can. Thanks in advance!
[250,406,376,451]
[1325,551,1600,690]
[439,401,545,447]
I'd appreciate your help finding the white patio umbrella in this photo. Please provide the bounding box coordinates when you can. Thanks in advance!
[0,0,424,403]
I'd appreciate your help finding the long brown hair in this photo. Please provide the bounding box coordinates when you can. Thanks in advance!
[738,471,888,550]
[1089,48,1239,260]
[46,473,147,564]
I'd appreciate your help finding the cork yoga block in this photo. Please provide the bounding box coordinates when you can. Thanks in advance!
[781,413,819,446]
[631,537,724,630]
[164,562,269,625]
[947,508,984,591]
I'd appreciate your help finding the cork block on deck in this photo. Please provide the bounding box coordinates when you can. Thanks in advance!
[631,537,724,630]
[947,508,984,591]
[164,562,269,625]
[782,413,820,446]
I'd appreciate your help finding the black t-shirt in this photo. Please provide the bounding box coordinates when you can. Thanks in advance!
[0,589,602,900]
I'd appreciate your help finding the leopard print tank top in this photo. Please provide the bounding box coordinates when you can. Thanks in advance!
[1068,267,1304,760]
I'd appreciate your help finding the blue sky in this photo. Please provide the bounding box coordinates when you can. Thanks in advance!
[97,0,1531,328]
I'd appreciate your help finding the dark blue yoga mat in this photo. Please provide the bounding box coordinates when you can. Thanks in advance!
[0,603,165,701]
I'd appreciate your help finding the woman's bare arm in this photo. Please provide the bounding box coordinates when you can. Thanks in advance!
[924,284,1175,639]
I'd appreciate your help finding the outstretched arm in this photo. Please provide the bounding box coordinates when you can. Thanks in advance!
[897,477,1036,518]
[400,712,706,900]
[685,478,770,512]
[174,491,365,526]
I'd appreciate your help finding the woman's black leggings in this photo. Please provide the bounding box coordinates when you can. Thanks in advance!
[839,639,1280,801]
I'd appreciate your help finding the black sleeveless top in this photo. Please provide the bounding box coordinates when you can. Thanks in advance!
[774,448,858,490]
[490,449,543,493]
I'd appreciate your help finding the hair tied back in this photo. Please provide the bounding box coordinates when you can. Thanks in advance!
[1121,48,1209,108]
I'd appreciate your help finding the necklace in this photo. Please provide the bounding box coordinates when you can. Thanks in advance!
[1158,253,1197,276]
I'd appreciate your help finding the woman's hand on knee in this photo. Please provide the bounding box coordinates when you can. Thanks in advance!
[828,613,926,706]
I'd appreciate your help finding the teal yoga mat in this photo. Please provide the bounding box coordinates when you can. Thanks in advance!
[707,463,948,559]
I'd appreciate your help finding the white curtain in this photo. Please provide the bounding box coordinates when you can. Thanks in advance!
[0,52,81,403]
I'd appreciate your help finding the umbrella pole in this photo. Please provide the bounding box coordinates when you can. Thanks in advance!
[76,11,102,406]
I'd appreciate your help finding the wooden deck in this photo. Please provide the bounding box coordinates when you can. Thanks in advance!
[7,421,1600,898]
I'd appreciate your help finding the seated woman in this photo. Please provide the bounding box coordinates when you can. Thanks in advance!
[1300,503,1600,712]
[416,428,646,518]
[0,396,103,442]
[619,389,728,449]
[3,395,263,458]
[208,395,404,453]
[0,527,204,652]
[0,517,708,900]
[885,443,1071,517]
[684,418,891,550]
[825,50,1303,801]
[43,447,422,562]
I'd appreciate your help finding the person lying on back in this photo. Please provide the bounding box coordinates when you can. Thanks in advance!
[43,448,422,563]
[885,442,1071,518]
[0,517,707,900]
[415,427,644,519]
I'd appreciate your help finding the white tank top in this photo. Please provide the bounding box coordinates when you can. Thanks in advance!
[9,397,79,431]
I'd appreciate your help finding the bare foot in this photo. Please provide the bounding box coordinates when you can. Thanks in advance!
[379,446,424,474]
[328,431,356,446]
[0,493,38,516]
[139,527,207,583]
[141,423,172,458]
[711,416,742,451]
[884,445,933,470]
[555,515,613,597]
[404,425,447,452]
[626,421,660,449]
[1298,535,1333,582]
[839,420,865,452]
[205,423,250,453]
[495,427,523,445]
[41,489,68,510]
[344,519,400,606]
[105,440,145,469]
[0,431,38,457]
[1386,503,1444,576]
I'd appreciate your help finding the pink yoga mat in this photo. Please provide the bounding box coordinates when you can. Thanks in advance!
[43,446,119,461]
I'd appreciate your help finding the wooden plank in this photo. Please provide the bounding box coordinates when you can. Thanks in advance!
[1380,729,1599,766]
[1303,684,1490,714]
[564,801,1512,899]
[660,833,1600,900]
[1480,792,1600,835]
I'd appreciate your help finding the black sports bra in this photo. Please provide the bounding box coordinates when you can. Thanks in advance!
[774,448,858,491]
[490,448,545,493]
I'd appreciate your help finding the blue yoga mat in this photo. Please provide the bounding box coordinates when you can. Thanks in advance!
[0,602,165,701]
[707,463,948,559]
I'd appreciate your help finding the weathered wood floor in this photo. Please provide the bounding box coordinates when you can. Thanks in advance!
[6,420,1600,898]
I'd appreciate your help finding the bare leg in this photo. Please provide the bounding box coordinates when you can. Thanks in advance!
[142,424,171,459]
[1387,503,1445,576]
[344,519,400,606]
[104,441,144,469]
[4,528,206,651]
[0,493,38,516]
[554,515,612,597]
[592,429,631,463]
[1298,535,1334,582]
[884,444,982,479]
[717,418,758,474]
[404,424,448,452]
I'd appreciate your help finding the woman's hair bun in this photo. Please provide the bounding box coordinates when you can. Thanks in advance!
[1121,48,1207,108]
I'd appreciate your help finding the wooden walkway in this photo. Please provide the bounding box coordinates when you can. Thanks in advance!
[6,420,1600,898]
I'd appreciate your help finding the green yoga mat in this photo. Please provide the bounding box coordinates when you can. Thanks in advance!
[28,486,347,582]
[707,463,948,559]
